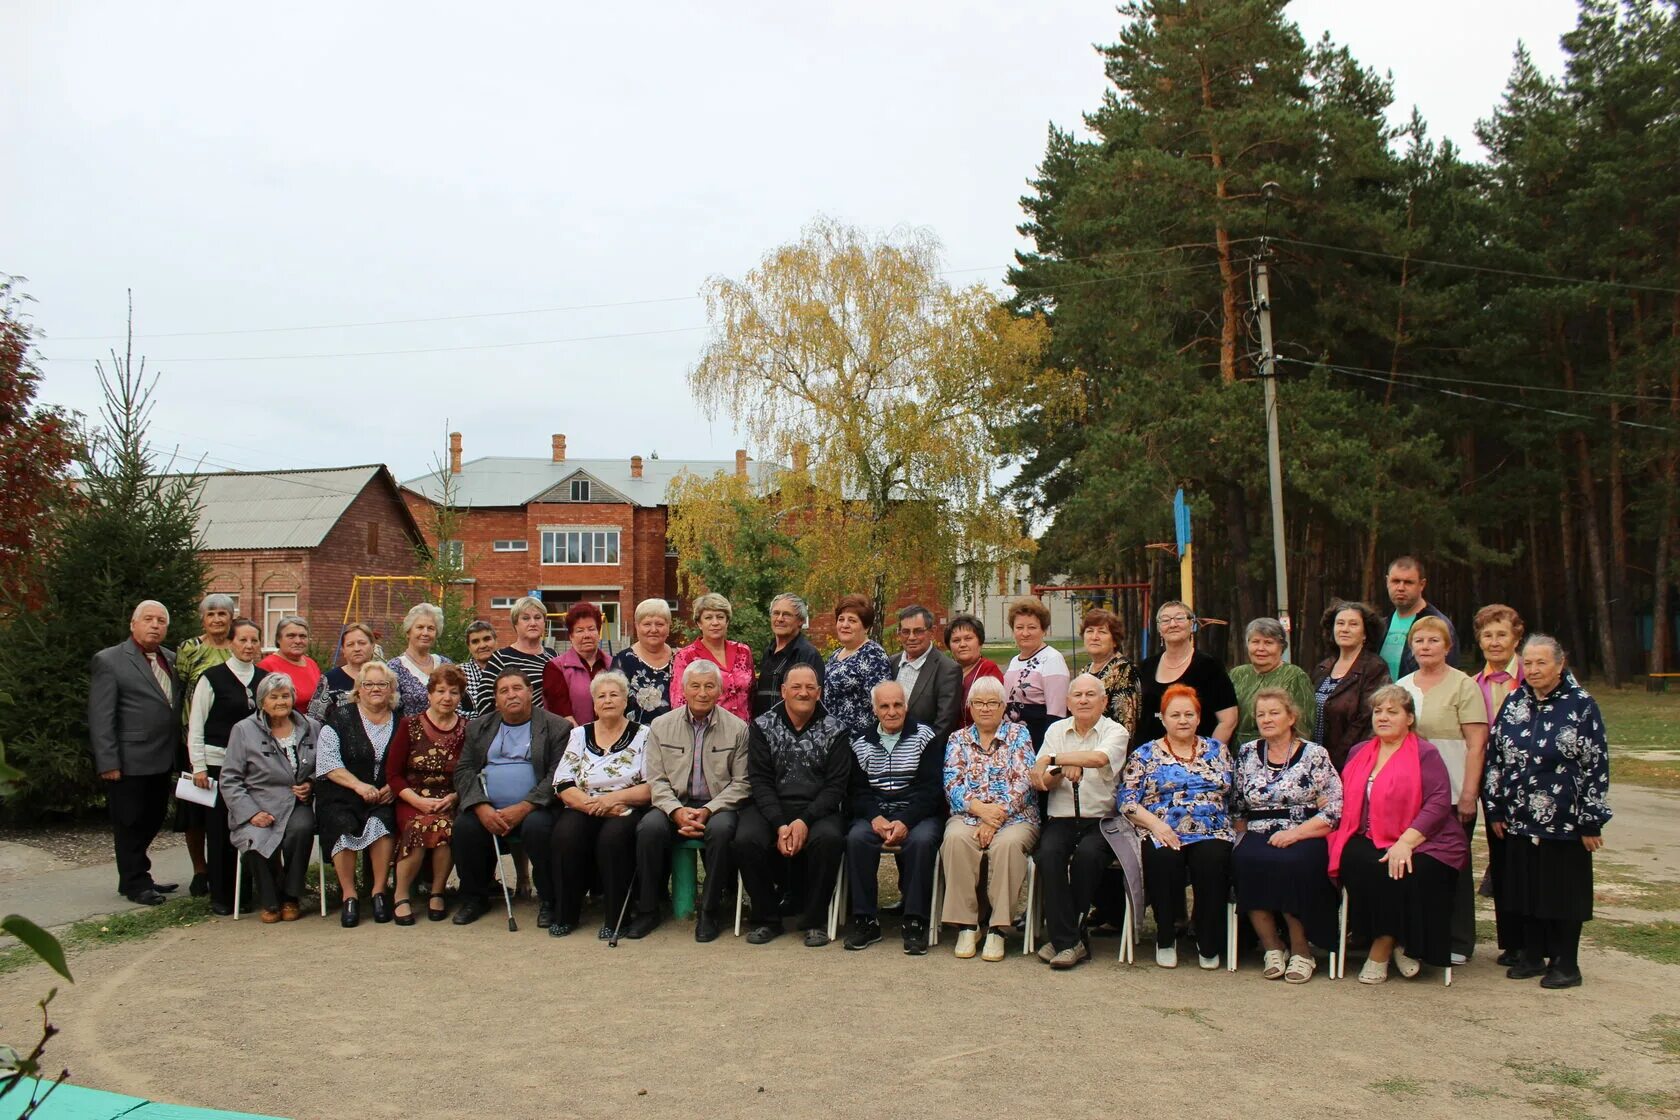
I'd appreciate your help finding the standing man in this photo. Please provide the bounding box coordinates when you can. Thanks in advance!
[889,605,962,735]
[752,593,825,718]
[1379,556,1458,678]
[88,600,185,905]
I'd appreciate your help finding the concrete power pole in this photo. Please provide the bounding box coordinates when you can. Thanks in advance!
[1257,182,1291,659]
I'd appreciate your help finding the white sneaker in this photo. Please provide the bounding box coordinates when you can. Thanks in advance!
[982,930,1007,962]
[1262,948,1287,980]
[1198,953,1220,970]
[1156,943,1179,968]
[1359,958,1390,984]
[954,928,979,959]
[1450,952,1469,965]
[1395,950,1422,978]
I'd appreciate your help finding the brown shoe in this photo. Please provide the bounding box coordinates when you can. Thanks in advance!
[259,908,282,924]
[279,902,301,922]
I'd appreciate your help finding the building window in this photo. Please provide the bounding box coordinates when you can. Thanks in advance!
[367,523,380,555]
[263,593,299,648]
[490,596,517,610]
[439,540,464,567]
[569,479,590,502]
[492,539,529,552]
[540,529,620,565]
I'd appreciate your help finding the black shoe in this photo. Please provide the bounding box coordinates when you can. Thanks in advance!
[844,916,882,951]
[804,927,830,948]
[189,872,210,897]
[150,880,179,893]
[125,887,167,906]
[393,898,416,927]
[340,898,360,928]
[1497,949,1521,967]
[1540,966,1583,990]
[452,896,491,926]
[695,914,720,943]
[902,917,929,956]
[1506,960,1547,980]
[537,902,555,928]
[746,922,784,945]
[624,913,661,940]
[371,892,393,924]
[548,922,575,938]
[209,900,233,916]
[428,896,448,922]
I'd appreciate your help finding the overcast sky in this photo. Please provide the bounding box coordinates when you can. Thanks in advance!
[4,0,1580,482]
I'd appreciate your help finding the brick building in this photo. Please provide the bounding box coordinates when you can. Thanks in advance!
[193,465,424,647]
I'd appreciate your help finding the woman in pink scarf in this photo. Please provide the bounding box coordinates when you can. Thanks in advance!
[1329,684,1468,985]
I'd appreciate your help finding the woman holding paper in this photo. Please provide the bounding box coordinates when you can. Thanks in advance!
[187,618,270,915]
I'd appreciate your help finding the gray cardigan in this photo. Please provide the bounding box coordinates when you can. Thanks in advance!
[221,709,319,858]
[454,710,572,811]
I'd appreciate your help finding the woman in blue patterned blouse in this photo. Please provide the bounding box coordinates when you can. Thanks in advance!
[1232,687,1342,983]
[1482,635,1611,990]
[1119,684,1234,970]
[823,594,893,738]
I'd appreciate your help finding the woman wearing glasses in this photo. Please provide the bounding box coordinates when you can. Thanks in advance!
[187,618,269,915]
[1136,601,1238,749]
[315,661,401,927]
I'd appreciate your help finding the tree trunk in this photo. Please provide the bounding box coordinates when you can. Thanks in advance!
[1199,58,1238,384]
[1222,481,1257,639]
[1604,306,1639,676]
[1558,465,1588,675]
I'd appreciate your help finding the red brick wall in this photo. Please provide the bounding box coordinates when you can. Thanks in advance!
[201,552,309,641]
[312,478,425,637]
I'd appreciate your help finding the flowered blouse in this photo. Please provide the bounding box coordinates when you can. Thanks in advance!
[1005,645,1070,719]
[943,721,1039,829]
[389,654,453,720]
[613,645,674,726]
[824,640,894,738]
[1082,656,1140,738]
[552,721,649,798]
[1232,738,1342,835]
[1118,737,1234,846]
[671,639,755,723]
[1482,671,1612,841]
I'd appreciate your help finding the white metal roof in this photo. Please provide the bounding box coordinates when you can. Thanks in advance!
[189,465,393,550]
[401,456,782,509]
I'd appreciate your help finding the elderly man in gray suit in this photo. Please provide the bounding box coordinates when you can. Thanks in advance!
[890,605,963,735]
[88,600,186,905]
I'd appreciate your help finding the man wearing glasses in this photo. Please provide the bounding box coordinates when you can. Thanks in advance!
[889,605,962,735]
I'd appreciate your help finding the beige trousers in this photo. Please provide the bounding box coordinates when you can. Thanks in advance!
[939,817,1038,930]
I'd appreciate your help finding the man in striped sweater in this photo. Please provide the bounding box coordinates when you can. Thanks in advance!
[842,680,946,955]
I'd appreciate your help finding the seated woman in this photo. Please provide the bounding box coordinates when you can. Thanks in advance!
[547,671,652,938]
[1232,688,1343,983]
[1328,684,1468,984]
[1118,684,1234,970]
[388,665,469,925]
[938,676,1039,963]
[220,675,319,923]
[315,661,401,928]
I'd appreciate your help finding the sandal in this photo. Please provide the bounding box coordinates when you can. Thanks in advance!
[1285,954,1316,984]
[393,897,416,927]
[1359,957,1390,984]
[1261,948,1286,980]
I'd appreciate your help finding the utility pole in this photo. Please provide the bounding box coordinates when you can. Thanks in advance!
[1257,181,1291,659]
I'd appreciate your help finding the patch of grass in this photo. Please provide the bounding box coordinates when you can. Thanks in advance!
[1507,1056,1680,1116]
[1143,1005,1222,1032]
[1628,1014,1680,1062]
[1586,920,1680,965]
[0,896,212,976]
[1600,1084,1680,1112]
[1367,1077,1425,1099]
[1595,688,1680,748]
[1612,756,1680,790]
[1517,1063,1603,1090]
[1526,1092,1595,1120]
[1450,1083,1505,1101]
[1594,864,1680,911]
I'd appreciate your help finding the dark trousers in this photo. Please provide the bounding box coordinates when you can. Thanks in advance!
[636,807,738,918]
[248,807,316,911]
[1451,817,1477,958]
[551,807,646,927]
[844,816,940,921]
[732,806,844,930]
[1038,817,1115,952]
[1141,838,1232,954]
[107,771,171,897]
[1521,917,1582,972]
[1486,827,1523,953]
[204,765,236,908]
[453,806,557,902]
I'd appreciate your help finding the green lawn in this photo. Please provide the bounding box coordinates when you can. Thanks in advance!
[1595,687,1680,749]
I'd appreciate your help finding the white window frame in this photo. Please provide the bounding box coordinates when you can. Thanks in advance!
[262,592,299,649]
[439,540,464,567]
[492,539,529,552]
[490,596,517,610]
[539,527,621,566]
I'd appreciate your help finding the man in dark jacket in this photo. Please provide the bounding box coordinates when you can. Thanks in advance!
[732,664,850,946]
[889,604,963,734]
[841,680,944,955]
[752,593,826,717]
[88,600,185,904]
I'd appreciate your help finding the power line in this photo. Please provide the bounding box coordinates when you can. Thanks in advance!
[1275,356,1672,404]
[1319,362,1674,433]
[1270,237,1680,297]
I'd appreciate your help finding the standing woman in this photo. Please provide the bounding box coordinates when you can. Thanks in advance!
[1483,636,1609,989]
[542,602,610,723]
[1473,603,1526,963]
[1078,608,1139,739]
[670,593,756,722]
[388,665,468,925]
[1229,618,1316,747]
[1310,601,1391,771]
[461,620,498,718]
[486,596,555,709]
[315,661,400,928]
[613,598,676,726]
[1397,615,1488,964]
[309,623,378,725]
[1135,600,1239,749]
[258,616,322,713]
[1003,596,1070,749]
[946,614,1004,733]
[187,618,269,915]
[221,675,319,923]
[174,592,238,897]
[823,595,893,738]
[388,603,451,719]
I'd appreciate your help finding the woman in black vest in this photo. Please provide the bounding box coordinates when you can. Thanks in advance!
[187,618,268,915]
[314,660,400,927]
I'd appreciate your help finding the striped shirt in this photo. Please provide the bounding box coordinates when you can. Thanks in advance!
[485,646,554,710]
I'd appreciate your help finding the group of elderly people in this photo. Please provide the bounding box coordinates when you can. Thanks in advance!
[141,569,1610,990]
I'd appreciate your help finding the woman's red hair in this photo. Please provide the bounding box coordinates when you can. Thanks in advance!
[1160,683,1202,716]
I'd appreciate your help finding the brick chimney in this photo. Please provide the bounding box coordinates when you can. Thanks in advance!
[552,433,566,462]
[630,454,644,479]
[449,431,462,474]
[735,449,748,479]
[791,441,808,475]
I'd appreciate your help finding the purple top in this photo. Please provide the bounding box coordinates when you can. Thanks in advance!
[1345,737,1468,871]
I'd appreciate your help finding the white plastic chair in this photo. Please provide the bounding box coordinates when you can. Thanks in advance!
[1022,856,1137,963]
[1336,886,1453,985]
[733,865,846,938]
[232,836,329,919]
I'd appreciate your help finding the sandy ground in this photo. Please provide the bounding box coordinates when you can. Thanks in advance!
[3,787,1678,1120]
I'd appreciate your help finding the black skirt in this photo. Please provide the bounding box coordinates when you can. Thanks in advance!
[1233,833,1339,949]
[1502,834,1594,923]
[1341,832,1458,967]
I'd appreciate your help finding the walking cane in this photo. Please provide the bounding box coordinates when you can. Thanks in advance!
[607,815,637,949]
[479,773,518,932]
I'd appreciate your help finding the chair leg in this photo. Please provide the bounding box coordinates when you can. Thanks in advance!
[233,848,244,920]
[1119,893,1134,965]
[317,838,328,918]
[1337,887,1349,980]
[1444,966,1453,987]
[1022,859,1038,957]
[929,858,943,947]
[827,867,846,942]
[1226,901,1237,972]
[733,872,744,937]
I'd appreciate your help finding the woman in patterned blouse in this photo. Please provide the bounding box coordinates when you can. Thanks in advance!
[388,664,468,924]
[388,602,452,720]
[1119,684,1234,970]
[670,592,756,723]
[823,594,893,739]
[612,597,676,726]
[1003,596,1070,749]
[939,676,1040,963]
[1232,688,1342,983]
[1482,636,1611,990]
[1078,607,1139,739]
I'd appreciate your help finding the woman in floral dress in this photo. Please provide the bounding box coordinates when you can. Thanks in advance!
[388,665,468,924]
[824,594,893,738]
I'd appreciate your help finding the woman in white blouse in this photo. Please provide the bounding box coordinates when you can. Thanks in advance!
[546,671,651,938]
